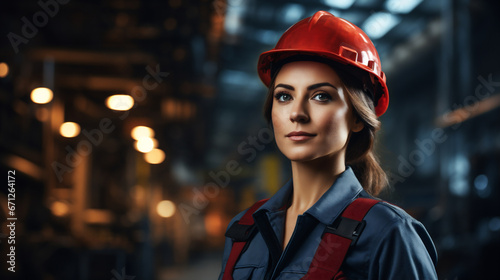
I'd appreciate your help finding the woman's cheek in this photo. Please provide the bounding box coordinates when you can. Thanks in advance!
[271,109,284,131]
[321,111,350,142]
[272,109,290,150]
[271,110,282,136]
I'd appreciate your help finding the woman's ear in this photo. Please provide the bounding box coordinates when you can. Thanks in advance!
[352,118,364,133]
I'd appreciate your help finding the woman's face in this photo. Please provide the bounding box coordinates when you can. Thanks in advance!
[271,61,363,163]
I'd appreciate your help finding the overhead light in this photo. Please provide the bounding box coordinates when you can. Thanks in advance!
[0,62,9,78]
[224,0,245,36]
[144,148,165,164]
[224,13,242,35]
[282,4,305,24]
[385,0,423,14]
[323,0,355,9]
[106,94,134,111]
[60,122,81,138]
[135,137,154,153]
[157,200,176,218]
[448,154,470,197]
[30,87,53,104]
[362,12,401,40]
[131,126,155,140]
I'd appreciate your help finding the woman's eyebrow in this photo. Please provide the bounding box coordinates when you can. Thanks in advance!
[274,82,337,91]
[307,82,337,90]
[275,83,294,90]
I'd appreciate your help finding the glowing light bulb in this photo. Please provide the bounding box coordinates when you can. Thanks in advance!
[31,87,53,104]
[0,62,9,78]
[157,200,176,218]
[60,122,81,138]
[144,148,165,164]
[131,126,155,140]
[135,137,154,153]
[106,94,134,111]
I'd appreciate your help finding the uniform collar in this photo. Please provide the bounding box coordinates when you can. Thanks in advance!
[255,166,364,225]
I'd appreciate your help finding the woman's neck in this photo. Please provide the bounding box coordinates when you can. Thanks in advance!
[289,156,346,213]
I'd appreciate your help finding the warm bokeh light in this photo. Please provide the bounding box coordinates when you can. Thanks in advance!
[135,137,154,153]
[156,200,176,218]
[151,138,159,148]
[30,87,53,104]
[106,94,134,111]
[51,201,70,217]
[0,62,9,78]
[131,126,155,140]
[205,212,223,237]
[60,122,81,138]
[144,148,165,164]
[84,209,112,224]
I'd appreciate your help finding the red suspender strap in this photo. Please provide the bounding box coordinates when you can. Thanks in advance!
[222,198,269,280]
[302,198,380,280]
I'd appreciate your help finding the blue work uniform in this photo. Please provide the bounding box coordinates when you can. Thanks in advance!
[219,166,438,280]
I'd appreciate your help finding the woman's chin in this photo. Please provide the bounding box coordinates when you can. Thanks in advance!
[282,152,318,162]
[282,148,342,164]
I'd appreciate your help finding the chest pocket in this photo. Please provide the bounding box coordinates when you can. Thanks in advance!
[230,237,267,279]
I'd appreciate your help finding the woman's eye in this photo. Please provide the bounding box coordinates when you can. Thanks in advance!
[275,93,292,102]
[312,93,332,102]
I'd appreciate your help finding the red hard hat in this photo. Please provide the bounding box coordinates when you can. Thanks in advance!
[257,11,389,116]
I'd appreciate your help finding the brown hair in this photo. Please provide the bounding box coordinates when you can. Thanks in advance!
[263,60,388,196]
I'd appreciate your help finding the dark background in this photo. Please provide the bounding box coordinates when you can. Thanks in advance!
[1,0,500,279]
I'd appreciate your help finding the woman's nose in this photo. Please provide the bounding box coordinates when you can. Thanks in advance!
[290,101,309,123]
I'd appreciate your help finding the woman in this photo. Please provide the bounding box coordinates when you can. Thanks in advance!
[219,11,437,280]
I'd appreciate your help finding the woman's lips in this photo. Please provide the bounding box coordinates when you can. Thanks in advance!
[286,131,316,141]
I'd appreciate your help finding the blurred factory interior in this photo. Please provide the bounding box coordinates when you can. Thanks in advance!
[1,0,500,279]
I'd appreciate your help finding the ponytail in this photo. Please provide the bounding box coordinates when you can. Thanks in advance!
[338,69,388,196]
